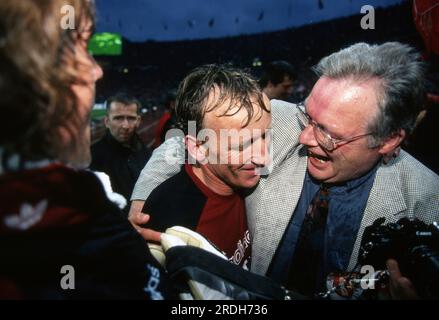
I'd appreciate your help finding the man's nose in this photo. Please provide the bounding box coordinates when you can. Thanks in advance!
[299,125,318,147]
[121,118,130,128]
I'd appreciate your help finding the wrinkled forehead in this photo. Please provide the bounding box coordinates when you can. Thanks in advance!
[306,76,382,131]
[308,76,382,112]
[203,86,267,128]
[205,85,267,114]
[108,102,139,115]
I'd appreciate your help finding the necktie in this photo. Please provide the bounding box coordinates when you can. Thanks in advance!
[286,185,329,297]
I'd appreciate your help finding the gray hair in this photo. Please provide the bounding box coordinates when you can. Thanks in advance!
[313,42,426,147]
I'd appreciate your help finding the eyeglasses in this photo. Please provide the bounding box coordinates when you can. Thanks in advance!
[296,103,375,151]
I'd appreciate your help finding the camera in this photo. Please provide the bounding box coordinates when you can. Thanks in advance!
[358,217,439,299]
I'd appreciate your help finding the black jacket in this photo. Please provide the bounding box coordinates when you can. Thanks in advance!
[90,131,151,210]
[0,164,171,299]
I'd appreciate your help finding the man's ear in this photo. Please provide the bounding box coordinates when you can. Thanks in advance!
[186,135,208,165]
[378,129,406,159]
[104,115,110,128]
[135,115,141,129]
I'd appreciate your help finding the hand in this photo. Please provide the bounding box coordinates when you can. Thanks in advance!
[386,259,419,300]
[128,200,145,218]
[128,201,161,242]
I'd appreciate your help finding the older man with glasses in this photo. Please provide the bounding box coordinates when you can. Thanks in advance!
[129,42,439,299]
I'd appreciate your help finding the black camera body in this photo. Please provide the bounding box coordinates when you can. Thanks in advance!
[358,217,439,299]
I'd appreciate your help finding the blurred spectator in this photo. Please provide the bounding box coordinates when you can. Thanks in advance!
[403,0,439,174]
[90,93,152,214]
[413,0,439,58]
[259,60,296,100]
[153,90,177,148]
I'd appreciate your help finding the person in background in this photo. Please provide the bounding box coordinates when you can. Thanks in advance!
[153,91,177,149]
[259,60,296,101]
[0,0,169,299]
[90,93,151,213]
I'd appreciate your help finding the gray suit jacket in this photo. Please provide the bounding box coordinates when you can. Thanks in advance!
[249,100,439,275]
[132,99,439,276]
